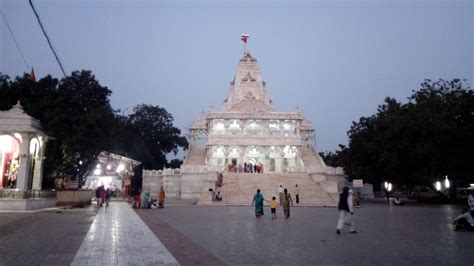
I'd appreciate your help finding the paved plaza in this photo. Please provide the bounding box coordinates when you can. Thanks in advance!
[0,201,473,265]
[139,203,474,265]
[0,207,96,265]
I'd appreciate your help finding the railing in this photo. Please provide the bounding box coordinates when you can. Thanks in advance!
[0,189,57,199]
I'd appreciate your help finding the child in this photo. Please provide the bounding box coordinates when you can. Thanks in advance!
[269,196,279,220]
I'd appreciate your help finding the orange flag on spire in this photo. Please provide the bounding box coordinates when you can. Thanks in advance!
[29,67,36,81]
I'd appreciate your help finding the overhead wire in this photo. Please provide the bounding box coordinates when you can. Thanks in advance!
[0,10,30,72]
[29,0,67,77]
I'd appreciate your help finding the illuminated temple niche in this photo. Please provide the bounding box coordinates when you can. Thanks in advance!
[209,145,226,166]
[228,146,241,158]
[228,119,242,133]
[212,145,226,157]
[212,119,226,134]
[268,120,280,133]
[245,120,262,134]
[282,120,295,134]
[283,145,297,159]
[245,146,264,166]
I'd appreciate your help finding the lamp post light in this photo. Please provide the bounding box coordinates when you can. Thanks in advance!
[384,181,392,203]
[444,176,450,189]
[435,181,442,192]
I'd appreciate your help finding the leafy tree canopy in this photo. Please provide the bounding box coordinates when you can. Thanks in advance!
[110,104,188,170]
[0,71,188,187]
[338,79,473,187]
[319,151,341,167]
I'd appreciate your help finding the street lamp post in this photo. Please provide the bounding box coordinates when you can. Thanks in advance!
[384,181,392,203]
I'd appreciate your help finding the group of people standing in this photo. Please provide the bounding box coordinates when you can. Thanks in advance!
[133,186,166,209]
[95,185,112,207]
[251,186,295,220]
[228,162,264,174]
[250,185,358,235]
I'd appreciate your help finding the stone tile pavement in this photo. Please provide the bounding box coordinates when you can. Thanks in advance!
[1,200,473,265]
[140,203,474,265]
[0,207,96,265]
[137,209,224,266]
[71,202,178,266]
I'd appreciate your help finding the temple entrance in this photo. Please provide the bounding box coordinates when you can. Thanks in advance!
[269,158,275,172]
[0,135,20,189]
[247,157,257,165]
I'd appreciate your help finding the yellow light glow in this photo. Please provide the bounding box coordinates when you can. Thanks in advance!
[116,164,125,173]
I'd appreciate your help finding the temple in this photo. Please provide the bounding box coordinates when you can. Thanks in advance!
[0,102,55,210]
[143,52,345,205]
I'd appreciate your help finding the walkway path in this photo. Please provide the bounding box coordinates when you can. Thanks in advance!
[71,202,178,265]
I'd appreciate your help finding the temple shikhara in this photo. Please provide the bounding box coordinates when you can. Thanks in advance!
[144,50,346,206]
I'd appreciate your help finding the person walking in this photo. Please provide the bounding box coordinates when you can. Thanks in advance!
[336,187,356,234]
[251,189,265,219]
[281,188,293,219]
[99,185,106,207]
[159,186,166,208]
[268,196,279,220]
[294,184,300,204]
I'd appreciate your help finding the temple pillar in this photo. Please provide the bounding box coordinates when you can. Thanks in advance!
[32,136,46,190]
[15,133,32,190]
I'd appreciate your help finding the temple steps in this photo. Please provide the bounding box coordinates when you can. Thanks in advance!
[301,147,326,168]
[216,173,336,206]
[183,145,207,165]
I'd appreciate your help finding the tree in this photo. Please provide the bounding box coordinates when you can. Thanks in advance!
[319,151,341,167]
[0,71,189,187]
[340,79,473,188]
[110,104,188,170]
[0,71,115,187]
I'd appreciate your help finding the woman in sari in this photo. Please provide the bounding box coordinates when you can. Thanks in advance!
[282,188,293,219]
[159,186,166,208]
[251,189,265,218]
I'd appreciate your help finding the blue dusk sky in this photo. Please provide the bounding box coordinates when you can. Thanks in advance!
[1,0,472,153]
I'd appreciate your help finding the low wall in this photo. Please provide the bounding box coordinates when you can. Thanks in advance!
[143,169,182,199]
[56,190,94,207]
[181,171,219,200]
[0,198,57,211]
[0,189,56,199]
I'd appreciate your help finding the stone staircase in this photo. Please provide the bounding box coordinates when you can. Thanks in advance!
[183,145,207,165]
[215,172,336,206]
[301,146,326,168]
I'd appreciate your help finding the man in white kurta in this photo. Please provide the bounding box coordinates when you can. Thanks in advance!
[337,187,356,234]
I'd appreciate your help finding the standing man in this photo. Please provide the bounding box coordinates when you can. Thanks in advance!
[278,185,284,205]
[468,189,474,217]
[294,184,300,204]
[336,187,357,234]
[281,188,293,219]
